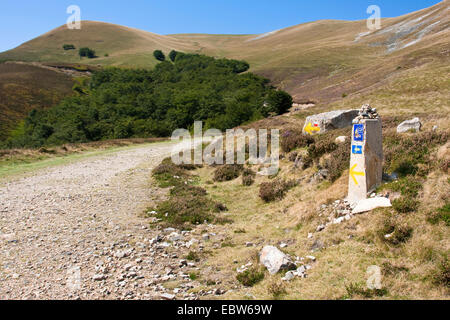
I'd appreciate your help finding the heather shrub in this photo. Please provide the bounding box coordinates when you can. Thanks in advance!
[392,197,420,213]
[214,164,244,182]
[259,179,298,202]
[242,168,256,186]
[281,129,314,153]
[236,268,265,287]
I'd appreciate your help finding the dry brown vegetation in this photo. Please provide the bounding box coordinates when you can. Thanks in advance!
[154,118,448,299]
[1,1,448,105]
[0,62,74,140]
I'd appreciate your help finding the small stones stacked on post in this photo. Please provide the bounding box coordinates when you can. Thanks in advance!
[353,104,379,124]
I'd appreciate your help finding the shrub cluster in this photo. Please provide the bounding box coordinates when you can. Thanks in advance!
[281,129,313,153]
[242,168,256,186]
[236,268,265,287]
[427,203,450,226]
[79,47,96,59]
[379,215,413,246]
[259,179,298,202]
[150,158,229,226]
[384,131,448,177]
[213,164,244,182]
[323,139,351,182]
[63,44,75,50]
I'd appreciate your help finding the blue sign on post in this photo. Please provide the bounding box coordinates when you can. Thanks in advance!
[354,124,364,142]
[352,145,363,154]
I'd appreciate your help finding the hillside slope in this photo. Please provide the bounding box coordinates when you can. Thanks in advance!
[0,1,448,105]
[0,62,74,140]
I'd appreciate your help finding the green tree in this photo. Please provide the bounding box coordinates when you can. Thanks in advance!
[63,44,76,50]
[264,90,293,116]
[79,47,96,59]
[153,50,166,62]
[169,50,178,62]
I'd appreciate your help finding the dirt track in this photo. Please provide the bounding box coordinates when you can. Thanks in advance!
[0,142,208,300]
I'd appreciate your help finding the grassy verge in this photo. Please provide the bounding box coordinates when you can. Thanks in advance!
[147,157,231,227]
[168,125,449,300]
[0,138,168,181]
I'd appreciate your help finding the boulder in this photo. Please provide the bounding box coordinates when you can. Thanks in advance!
[303,110,359,135]
[259,246,296,275]
[352,197,392,214]
[397,118,422,133]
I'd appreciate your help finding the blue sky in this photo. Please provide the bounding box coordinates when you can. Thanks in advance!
[0,0,442,52]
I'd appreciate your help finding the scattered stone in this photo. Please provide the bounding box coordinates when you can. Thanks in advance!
[397,118,422,133]
[93,274,108,281]
[353,104,379,122]
[160,293,176,300]
[335,136,348,144]
[280,243,288,248]
[168,232,183,242]
[352,197,392,214]
[316,225,325,232]
[282,271,295,281]
[259,246,296,275]
[245,242,254,247]
[202,234,210,241]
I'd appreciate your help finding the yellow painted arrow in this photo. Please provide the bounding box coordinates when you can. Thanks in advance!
[304,122,321,135]
[350,164,365,185]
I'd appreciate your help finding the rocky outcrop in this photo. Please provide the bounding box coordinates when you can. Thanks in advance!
[397,118,422,133]
[303,110,359,135]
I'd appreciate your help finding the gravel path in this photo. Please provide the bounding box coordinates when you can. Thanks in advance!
[0,142,216,300]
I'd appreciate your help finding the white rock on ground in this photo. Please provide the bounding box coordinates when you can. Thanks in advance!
[303,110,359,135]
[335,136,348,144]
[397,118,422,133]
[259,246,296,275]
[352,197,392,214]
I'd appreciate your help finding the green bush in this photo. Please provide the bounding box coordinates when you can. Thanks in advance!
[392,197,420,213]
[242,168,256,186]
[379,216,413,246]
[259,179,298,202]
[169,50,178,62]
[79,47,96,58]
[150,158,230,227]
[186,251,200,261]
[324,139,351,182]
[382,177,423,198]
[236,268,265,287]
[153,50,165,61]
[281,129,314,153]
[432,257,449,288]
[63,44,75,50]
[214,165,244,182]
[427,203,450,226]
[384,131,448,177]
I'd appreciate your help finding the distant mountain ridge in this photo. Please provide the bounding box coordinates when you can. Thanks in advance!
[0,1,448,104]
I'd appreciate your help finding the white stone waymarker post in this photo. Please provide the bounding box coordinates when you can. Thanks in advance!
[348,105,383,204]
